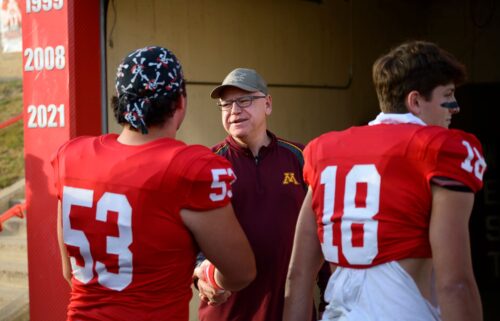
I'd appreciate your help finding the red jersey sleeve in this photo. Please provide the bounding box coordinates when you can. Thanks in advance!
[425,128,486,192]
[50,149,61,199]
[176,146,236,211]
[303,138,318,186]
[50,139,73,200]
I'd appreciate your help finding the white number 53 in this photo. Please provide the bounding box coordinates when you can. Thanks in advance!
[209,168,236,202]
[62,186,132,291]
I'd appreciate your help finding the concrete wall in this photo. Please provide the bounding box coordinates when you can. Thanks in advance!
[105,0,353,145]
[105,0,500,146]
[1,1,497,143]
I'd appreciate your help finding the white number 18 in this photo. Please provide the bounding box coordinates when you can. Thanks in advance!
[320,165,380,265]
[461,140,486,181]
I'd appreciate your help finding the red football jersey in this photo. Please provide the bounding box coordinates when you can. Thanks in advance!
[303,124,486,268]
[51,134,235,321]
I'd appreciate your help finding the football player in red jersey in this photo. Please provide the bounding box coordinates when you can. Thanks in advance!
[52,46,255,321]
[283,40,486,321]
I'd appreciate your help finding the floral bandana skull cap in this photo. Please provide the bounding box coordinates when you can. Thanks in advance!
[115,46,185,134]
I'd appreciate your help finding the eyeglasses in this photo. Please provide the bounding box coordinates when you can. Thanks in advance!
[217,95,267,110]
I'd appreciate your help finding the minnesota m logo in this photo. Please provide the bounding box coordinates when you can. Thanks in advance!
[283,172,300,185]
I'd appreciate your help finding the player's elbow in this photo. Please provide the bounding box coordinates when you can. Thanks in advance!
[62,270,72,288]
[244,261,257,286]
[224,260,256,291]
[284,261,318,297]
[436,276,479,303]
[287,262,306,279]
[234,269,256,291]
[286,259,318,283]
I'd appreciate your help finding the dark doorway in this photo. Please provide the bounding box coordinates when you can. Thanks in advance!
[455,82,500,321]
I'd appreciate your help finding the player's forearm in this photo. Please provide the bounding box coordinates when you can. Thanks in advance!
[283,188,323,320]
[58,238,72,287]
[61,258,73,288]
[57,201,72,288]
[282,268,316,321]
[437,279,483,321]
[194,259,255,292]
[214,265,256,291]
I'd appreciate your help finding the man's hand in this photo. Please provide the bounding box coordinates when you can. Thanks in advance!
[197,277,232,306]
[194,260,232,306]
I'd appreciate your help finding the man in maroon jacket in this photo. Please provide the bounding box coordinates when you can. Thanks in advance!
[193,68,329,321]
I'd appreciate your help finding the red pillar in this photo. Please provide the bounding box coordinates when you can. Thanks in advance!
[22,1,102,320]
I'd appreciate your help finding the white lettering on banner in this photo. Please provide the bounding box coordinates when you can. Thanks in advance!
[27,104,65,128]
[26,0,64,13]
[24,46,65,71]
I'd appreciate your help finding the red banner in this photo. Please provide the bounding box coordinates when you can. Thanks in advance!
[22,1,102,320]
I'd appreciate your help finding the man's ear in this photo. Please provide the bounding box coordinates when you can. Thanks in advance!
[265,95,272,116]
[406,90,421,116]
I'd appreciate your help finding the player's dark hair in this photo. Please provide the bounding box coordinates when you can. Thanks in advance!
[113,46,186,134]
[111,82,186,131]
[372,40,467,113]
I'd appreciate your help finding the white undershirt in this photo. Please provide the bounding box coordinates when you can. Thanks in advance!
[368,112,426,126]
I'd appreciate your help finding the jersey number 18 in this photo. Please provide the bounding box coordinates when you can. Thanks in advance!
[320,165,380,265]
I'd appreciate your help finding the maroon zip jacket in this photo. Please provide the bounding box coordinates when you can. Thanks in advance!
[198,131,312,321]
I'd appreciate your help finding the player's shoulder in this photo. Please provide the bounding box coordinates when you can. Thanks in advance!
[414,124,472,138]
[169,144,232,186]
[56,135,96,155]
[414,126,486,189]
[176,144,213,160]
[304,129,344,152]
[65,135,96,147]
[176,144,230,167]
[413,126,482,150]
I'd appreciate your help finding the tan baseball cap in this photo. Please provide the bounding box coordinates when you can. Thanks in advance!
[211,68,268,98]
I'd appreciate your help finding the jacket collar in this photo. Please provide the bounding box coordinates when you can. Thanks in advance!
[225,130,277,158]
